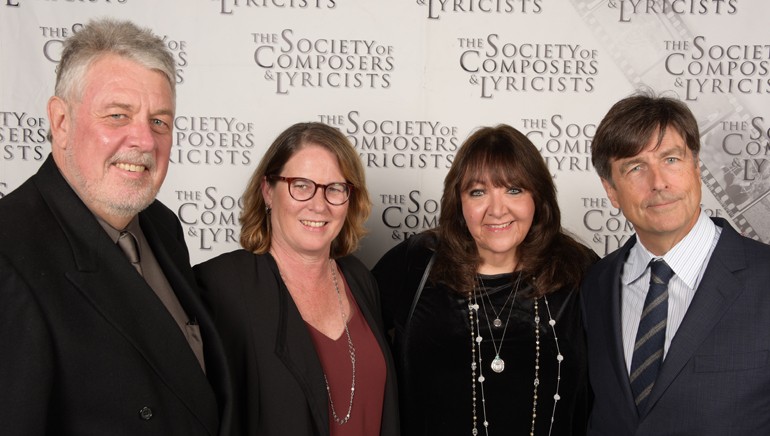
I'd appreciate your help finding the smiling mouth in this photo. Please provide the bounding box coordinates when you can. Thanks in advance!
[301,220,326,228]
[115,162,146,173]
[648,199,677,209]
[486,222,512,230]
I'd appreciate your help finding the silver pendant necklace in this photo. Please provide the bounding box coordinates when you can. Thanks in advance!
[477,272,522,373]
[325,260,356,425]
[481,275,518,330]
[468,276,563,436]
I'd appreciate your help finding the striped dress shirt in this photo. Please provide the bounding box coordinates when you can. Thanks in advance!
[621,211,721,373]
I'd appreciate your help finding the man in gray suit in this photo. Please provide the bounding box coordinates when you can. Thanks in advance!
[0,18,231,435]
[582,92,770,435]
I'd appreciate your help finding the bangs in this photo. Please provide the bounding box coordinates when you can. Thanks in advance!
[459,143,528,191]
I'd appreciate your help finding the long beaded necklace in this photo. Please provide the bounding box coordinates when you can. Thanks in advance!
[468,276,563,436]
[325,260,357,425]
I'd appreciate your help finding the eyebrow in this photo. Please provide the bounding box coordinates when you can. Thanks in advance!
[617,156,644,173]
[151,108,175,119]
[616,143,687,172]
[103,102,174,118]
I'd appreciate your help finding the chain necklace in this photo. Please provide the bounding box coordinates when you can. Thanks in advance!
[477,273,522,373]
[480,274,519,329]
[468,277,563,436]
[325,260,356,425]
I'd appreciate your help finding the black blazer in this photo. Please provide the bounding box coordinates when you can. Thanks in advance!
[582,218,770,435]
[0,156,232,436]
[194,250,400,436]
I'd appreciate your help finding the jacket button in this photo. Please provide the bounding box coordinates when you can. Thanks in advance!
[139,406,153,420]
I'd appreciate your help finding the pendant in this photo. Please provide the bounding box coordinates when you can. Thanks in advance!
[492,318,502,328]
[491,356,505,373]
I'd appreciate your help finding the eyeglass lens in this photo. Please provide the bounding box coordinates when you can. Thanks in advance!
[288,178,350,205]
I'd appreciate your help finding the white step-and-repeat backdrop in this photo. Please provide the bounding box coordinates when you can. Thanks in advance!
[2,0,768,267]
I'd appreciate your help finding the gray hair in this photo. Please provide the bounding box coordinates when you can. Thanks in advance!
[55,18,176,103]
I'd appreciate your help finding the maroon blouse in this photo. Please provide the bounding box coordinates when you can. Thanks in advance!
[306,273,386,436]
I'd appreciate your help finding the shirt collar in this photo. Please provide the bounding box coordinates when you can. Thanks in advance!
[96,215,141,244]
[623,210,716,288]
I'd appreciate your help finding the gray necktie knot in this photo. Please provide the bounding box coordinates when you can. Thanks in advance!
[117,231,142,275]
[650,259,675,286]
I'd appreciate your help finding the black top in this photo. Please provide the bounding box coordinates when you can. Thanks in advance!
[372,233,589,436]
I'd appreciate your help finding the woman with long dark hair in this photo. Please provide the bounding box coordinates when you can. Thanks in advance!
[373,124,596,436]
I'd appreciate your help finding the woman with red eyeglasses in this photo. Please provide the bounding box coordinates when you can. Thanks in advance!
[194,122,399,436]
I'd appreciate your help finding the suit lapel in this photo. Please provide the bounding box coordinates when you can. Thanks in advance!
[604,237,640,416]
[261,255,390,436]
[644,221,747,413]
[260,256,330,435]
[139,210,221,433]
[35,157,218,435]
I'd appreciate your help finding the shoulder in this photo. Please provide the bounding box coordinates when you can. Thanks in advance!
[0,177,69,263]
[0,177,45,240]
[336,254,370,277]
[193,250,274,319]
[372,232,436,275]
[194,249,260,279]
[551,233,599,266]
[541,283,584,329]
[338,254,378,292]
[142,200,181,228]
[581,239,632,298]
[337,253,367,269]
[711,218,770,267]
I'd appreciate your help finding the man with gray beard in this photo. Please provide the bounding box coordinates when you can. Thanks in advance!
[0,18,231,435]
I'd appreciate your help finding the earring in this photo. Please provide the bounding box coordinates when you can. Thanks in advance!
[265,204,272,214]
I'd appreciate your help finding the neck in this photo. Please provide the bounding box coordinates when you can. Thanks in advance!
[270,244,330,273]
[477,246,519,275]
[270,246,332,295]
[637,211,700,256]
[477,255,518,275]
[97,211,133,230]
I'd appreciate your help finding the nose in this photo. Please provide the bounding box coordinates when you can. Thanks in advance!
[129,119,156,151]
[306,185,328,209]
[488,190,507,216]
[648,164,669,191]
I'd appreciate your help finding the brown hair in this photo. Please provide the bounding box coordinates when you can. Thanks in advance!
[592,90,701,182]
[239,122,371,258]
[430,124,594,297]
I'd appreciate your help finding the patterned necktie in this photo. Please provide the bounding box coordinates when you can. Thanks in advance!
[117,231,143,276]
[629,259,674,412]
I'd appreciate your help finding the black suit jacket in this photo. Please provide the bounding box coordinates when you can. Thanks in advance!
[0,156,232,436]
[582,218,770,435]
[194,250,400,436]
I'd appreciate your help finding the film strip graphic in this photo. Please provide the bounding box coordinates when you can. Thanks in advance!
[571,0,769,242]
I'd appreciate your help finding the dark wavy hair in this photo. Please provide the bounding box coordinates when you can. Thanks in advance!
[239,122,371,258]
[429,124,595,297]
[592,90,701,183]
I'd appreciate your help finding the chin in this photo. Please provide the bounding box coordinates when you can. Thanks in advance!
[105,191,157,216]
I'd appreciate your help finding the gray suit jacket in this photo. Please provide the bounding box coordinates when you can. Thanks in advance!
[0,156,232,436]
[582,218,770,435]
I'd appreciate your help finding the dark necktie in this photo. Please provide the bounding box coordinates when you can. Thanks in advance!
[117,231,143,275]
[629,259,674,412]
